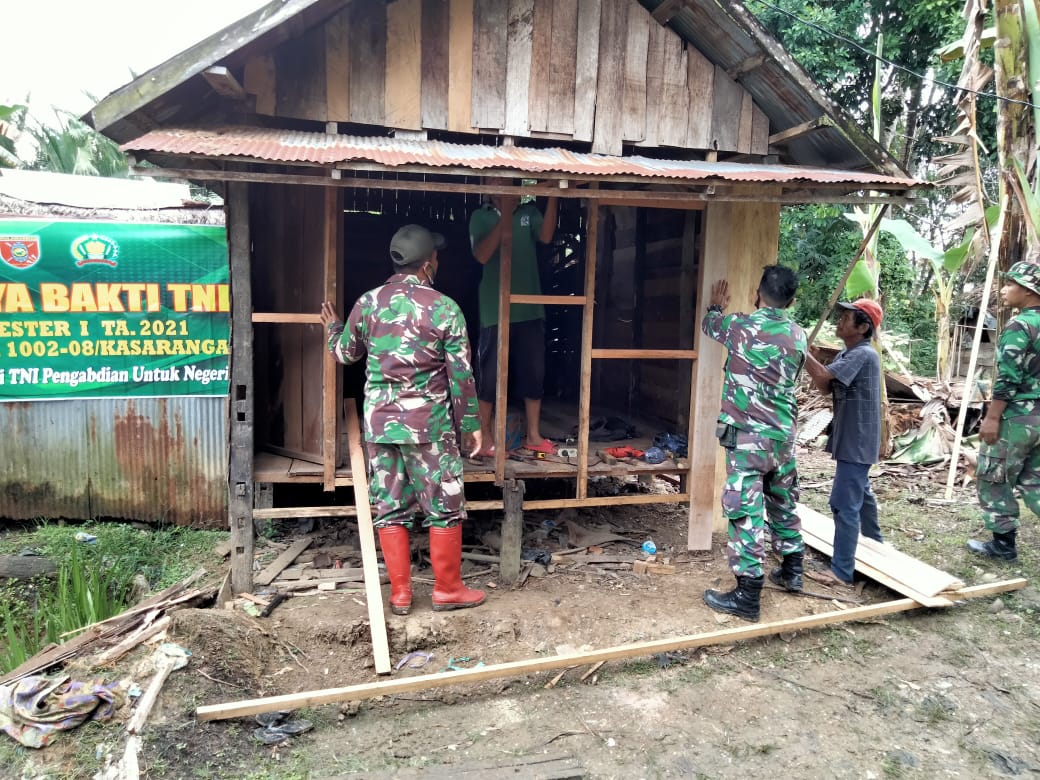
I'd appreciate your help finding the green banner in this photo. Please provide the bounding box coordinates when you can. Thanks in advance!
[0,219,229,400]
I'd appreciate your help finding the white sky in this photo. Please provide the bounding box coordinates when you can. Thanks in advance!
[2,0,269,120]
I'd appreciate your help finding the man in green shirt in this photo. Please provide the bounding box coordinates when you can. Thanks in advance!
[469,179,559,455]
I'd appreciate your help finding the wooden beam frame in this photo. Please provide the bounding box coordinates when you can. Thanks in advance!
[493,210,513,486]
[768,116,835,147]
[321,188,341,492]
[202,66,248,100]
[576,198,599,499]
[196,579,1027,721]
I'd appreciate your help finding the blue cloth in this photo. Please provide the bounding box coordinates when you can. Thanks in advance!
[825,339,881,465]
[829,460,883,583]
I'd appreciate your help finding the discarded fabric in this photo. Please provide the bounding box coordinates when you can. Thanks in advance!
[0,675,123,748]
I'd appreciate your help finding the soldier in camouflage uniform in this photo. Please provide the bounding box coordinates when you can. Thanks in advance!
[968,260,1040,563]
[320,224,486,614]
[701,266,808,621]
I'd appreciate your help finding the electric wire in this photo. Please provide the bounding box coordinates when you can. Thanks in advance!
[746,0,1040,111]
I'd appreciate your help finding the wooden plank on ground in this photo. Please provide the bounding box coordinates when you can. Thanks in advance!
[798,503,964,597]
[255,537,314,587]
[197,579,1027,721]
[345,401,393,675]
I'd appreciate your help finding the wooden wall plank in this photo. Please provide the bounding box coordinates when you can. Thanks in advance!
[737,91,754,153]
[621,2,650,142]
[471,0,507,129]
[591,0,626,155]
[688,200,781,548]
[546,0,578,135]
[386,0,423,130]
[244,55,277,116]
[528,0,553,132]
[751,102,770,155]
[657,35,689,147]
[325,8,351,122]
[350,0,387,126]
[422,0,450,129]
[504,0,534,136]
[448,0,474,132]
[710,65,743,152]
[638,20,665,147]
[573,0,601,141]
[685,44,714,149]
[275,26,328,121]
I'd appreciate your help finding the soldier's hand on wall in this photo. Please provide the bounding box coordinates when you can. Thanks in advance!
[709,280,730,309]
[320,301,342,330]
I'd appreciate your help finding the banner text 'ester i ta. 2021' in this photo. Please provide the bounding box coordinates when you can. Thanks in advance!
[0,220,230,400]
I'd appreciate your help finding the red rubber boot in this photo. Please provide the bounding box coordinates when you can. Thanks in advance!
[377,525,413,615]
[430,525,486,611]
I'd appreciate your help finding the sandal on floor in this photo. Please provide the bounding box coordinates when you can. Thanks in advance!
[524,438,557,455]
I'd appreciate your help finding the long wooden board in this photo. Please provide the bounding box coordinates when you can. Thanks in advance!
[254,537,314,587]
[345,401,393,675]
[197,579,1026,721]
[798,504,964,599]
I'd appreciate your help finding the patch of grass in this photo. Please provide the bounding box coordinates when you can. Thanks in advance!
[880,754,909,778]
[0,521,223,673]
[618,658,659,677]
[867,684,901,713]
[915,693,956,725]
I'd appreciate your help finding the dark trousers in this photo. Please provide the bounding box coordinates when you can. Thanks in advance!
[829,460,882,583]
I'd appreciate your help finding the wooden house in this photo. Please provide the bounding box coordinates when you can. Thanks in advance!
[87,0,923,592]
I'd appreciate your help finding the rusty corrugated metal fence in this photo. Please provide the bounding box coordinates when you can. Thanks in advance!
[0,397,226,528]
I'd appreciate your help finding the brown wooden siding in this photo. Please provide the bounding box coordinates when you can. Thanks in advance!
[241,0,769,156]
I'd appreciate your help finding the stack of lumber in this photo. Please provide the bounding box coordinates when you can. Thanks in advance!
[797,504,965,607]
[252,538,385,593]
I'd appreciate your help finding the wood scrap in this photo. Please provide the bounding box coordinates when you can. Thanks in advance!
[127,644,190,735]
[633,561,676,575]
[255,536,314,586]
[239,593,271,607]
[580,661,605,682]
[259,593,288,618]
[0,554,57,579]
[96,615,171,666]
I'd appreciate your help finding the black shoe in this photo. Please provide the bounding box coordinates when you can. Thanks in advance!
[768,552,804,592]
[967,531,1017,562]
[703,575,764,622]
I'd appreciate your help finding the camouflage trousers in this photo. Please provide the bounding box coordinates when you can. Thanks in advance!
[365,437,466,529]
[976,414,1040,533]
[721,427,804,578]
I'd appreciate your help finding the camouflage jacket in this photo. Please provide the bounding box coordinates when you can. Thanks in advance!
[327,273,480,444]
[993,306,1040,417]
[702,306,807,442]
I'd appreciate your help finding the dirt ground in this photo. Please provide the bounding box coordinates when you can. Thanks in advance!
[13,449,1040,779]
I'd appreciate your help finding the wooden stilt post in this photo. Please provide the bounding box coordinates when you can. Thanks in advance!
[227,181,255,595]
[322,187,342,492]
[493,209,513,486]
[499,478,524,584]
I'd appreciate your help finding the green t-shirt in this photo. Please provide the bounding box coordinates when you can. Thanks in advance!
[469,202,546,327]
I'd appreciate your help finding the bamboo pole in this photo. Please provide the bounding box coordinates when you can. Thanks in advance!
[945,212,1003,500]
[807,205,889,346]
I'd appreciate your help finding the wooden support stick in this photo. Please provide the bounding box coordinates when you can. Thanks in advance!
[254,537,314,587]
[945,219,1001,500]
[493,211,513,486]
[576,198,599,499]
[345,401,392,675]
[322,187,341,492]
[807,204,889,346]
[196,579,1026,721]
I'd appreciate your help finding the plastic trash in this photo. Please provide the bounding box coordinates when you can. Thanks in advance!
[643,447,666,464]
[642,540,657,555]
[74,532,98,544]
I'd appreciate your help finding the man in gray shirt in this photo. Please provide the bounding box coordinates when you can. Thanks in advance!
[802,299,884,586]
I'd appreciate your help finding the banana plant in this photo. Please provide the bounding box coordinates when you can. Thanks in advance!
[880,207,998,381]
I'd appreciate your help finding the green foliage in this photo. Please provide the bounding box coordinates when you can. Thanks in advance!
[0,522,223,673]
[26,110,129,177]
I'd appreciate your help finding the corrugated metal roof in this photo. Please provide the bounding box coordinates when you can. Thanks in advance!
[123,127,922,189]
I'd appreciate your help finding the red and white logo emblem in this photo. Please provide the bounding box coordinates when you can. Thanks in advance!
[0,236,41,270]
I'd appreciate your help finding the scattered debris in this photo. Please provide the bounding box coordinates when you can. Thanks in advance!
[0,674,123,748]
